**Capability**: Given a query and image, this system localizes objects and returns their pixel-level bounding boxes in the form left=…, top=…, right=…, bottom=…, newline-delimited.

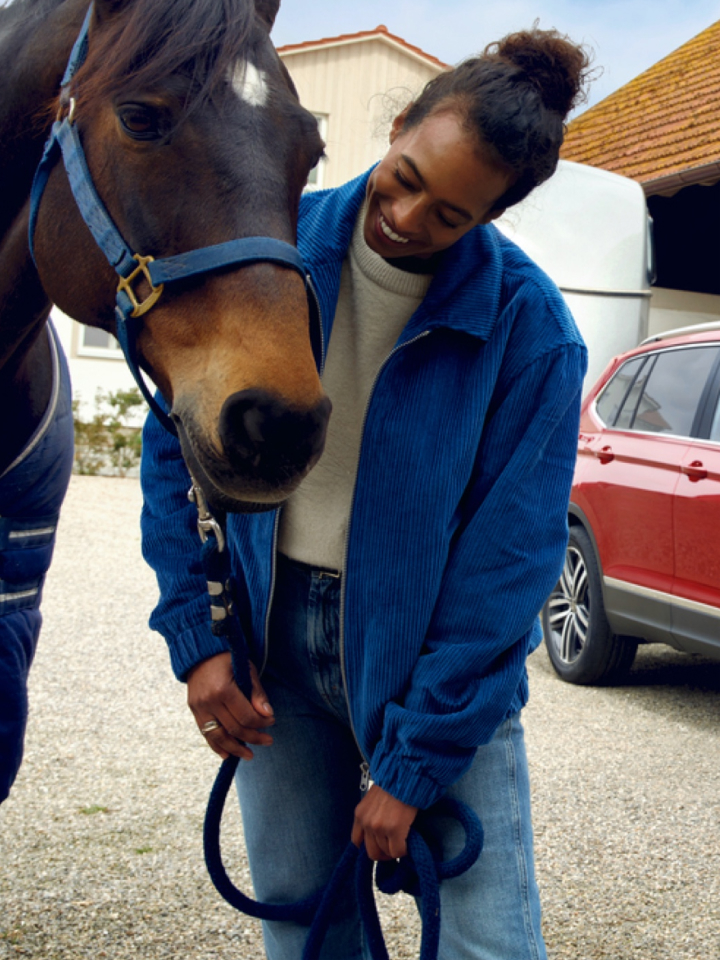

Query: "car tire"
left=542, top=525, right=638, bottom=685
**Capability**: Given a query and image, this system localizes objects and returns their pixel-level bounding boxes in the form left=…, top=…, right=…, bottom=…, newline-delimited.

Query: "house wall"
left=281, top=38, right=443, bottom=189
left=648, top=287, right=720, bottom=338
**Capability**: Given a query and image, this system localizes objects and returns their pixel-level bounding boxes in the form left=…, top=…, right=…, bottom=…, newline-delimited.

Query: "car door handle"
left=594, top=445, right=615, bottom=464
left=681, top=460, right=708, bottom=481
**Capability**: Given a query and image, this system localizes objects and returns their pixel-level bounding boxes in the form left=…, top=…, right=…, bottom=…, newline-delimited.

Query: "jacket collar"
left=299, top=169, right=506, bottom=343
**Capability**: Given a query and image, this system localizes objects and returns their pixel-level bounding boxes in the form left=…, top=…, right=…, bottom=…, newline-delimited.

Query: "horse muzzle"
left=219, top=388, right=331, bottom=477
left=175, top=389, right=331, bottom=511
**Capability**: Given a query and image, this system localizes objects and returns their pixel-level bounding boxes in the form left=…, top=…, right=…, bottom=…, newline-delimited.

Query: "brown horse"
left=0, top=0, right=330, bottom=512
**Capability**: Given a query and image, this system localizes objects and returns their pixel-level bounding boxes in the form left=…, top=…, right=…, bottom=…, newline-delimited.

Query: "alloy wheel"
left=545, top=546, right=589, bottom=664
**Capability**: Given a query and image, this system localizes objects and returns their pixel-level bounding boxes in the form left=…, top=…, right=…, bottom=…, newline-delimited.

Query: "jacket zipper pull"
left=359, top=762, right=371, bottom=793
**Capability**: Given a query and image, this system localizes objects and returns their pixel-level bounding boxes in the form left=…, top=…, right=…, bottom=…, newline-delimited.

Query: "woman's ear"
left=389, top=106, right=411, bottom=144
left=481, top=207, right=507, bottom=225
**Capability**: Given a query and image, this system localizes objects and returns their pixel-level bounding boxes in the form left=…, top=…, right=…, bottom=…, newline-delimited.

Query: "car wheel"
left=542, top=525, right=638, bottom=685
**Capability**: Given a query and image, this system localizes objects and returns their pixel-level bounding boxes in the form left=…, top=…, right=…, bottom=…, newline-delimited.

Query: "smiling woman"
left=142, top=24, right=592, bottom=960
left=364, top=112, right=514, bottom=259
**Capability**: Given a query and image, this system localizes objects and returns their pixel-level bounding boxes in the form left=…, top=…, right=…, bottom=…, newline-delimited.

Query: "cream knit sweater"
left=278, top=208, right=432, bottom=570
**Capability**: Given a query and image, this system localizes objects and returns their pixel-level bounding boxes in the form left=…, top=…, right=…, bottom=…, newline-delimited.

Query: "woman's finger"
left=249, top=662, right=274, bottom=719
left=196, top=716, right=255, bottom=761
left=214, top=702, right=274, bottom=747
left=361, top=829, right=394, bottom=862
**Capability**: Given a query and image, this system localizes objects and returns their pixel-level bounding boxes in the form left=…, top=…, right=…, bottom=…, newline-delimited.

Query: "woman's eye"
left=118, top=106, right=161, bottom=140
left=395, top=168, right=413, bottom=189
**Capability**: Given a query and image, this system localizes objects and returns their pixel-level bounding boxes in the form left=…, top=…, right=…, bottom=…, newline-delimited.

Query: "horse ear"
left=254, top=0, right=281, bottom=32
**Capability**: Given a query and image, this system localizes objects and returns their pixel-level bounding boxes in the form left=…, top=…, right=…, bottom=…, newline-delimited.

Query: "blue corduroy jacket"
left=140, top=169, right=587, bottom=810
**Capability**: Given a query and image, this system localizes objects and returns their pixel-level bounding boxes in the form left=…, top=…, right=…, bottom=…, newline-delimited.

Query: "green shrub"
left=73, top=388, right=145, bottom=477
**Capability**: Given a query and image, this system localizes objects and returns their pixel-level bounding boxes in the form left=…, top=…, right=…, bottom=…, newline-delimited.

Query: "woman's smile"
left=378, top=213, right=410, bottom=245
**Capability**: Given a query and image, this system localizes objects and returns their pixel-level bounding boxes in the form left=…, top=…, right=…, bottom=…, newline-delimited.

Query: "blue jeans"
left=235, top=555, right=547, bottom=960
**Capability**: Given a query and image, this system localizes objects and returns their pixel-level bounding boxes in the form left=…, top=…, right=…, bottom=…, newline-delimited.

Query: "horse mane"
left=73, top=0, right=256, bottom=112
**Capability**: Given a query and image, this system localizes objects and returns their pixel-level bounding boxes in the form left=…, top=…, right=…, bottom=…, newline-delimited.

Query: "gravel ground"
left=1, top=474, right=719, bottom=959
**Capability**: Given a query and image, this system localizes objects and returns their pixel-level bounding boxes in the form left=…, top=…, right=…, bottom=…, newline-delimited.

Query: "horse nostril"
left=219, top=389, right=330, bottom=478
left=239, top=405, right=272, bottom=467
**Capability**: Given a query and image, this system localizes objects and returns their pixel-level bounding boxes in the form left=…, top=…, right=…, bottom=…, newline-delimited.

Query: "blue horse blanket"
left=0, top=323, right=73, bottom=802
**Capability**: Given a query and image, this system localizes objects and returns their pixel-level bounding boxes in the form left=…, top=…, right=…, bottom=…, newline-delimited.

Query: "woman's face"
left=364, top=110, right=514, bottom=260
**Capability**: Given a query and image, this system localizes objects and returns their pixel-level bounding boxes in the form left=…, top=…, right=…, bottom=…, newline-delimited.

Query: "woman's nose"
left=392, top=196, right=425, bottom=235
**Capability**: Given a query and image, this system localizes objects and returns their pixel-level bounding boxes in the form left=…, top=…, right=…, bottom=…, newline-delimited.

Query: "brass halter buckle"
left=116, top=254, right=165, bottom=318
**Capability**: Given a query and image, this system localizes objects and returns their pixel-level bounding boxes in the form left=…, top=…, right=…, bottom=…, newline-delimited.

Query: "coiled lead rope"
left=203, top=754, right=484, bottom=960
left=190, top=481, right=484, bottom=959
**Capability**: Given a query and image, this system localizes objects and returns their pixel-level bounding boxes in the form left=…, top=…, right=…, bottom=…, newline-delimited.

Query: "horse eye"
left=117, top=105, right=161, bottom=140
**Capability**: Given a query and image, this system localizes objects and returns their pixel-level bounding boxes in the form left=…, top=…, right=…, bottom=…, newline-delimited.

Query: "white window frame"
left=304, top=113, right=328, bottom=192
left=76, top=324, right=125, bottom=360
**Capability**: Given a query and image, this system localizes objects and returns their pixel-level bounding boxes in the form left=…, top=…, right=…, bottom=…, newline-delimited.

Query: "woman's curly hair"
left=401, top=26, right=594, bottom=210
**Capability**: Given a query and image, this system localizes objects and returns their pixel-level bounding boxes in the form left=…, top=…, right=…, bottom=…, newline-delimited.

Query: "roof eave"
left=643, top=159, right=720, bottom=197
left=278, top=31, right=449, bottom=72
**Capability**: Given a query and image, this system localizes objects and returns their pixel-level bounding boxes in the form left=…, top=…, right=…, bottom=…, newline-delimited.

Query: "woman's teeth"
left=380, top=215, right=409, bottom=244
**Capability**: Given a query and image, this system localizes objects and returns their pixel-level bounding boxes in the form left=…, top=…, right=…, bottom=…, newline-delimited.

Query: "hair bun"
left=486, top=27, right=591, bottom=118
left=400, top=24, right=592, bottom=209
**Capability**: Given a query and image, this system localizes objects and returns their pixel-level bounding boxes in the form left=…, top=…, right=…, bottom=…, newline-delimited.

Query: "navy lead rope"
left=191, top=484, right=485, bottom=960
left=204, top=754, right=484, bottom=960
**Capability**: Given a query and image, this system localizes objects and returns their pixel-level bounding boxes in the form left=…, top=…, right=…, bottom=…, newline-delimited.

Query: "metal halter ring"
left=200, top=719, right=222, bottom=735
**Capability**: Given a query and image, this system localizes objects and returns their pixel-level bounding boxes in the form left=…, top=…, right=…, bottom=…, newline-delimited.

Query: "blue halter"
left=28, top=4, right=318, bottom=437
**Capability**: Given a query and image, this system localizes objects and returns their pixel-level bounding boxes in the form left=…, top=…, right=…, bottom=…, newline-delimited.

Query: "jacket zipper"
left=260, top=511, right=281, bottom=678
left=340, top=330, right=431, bottom=790
left=261, top=273, right=326, bottom=678
left=307, top=273, right=327, bottom=376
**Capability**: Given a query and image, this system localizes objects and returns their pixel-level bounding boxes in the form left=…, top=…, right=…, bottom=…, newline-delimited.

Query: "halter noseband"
left=28, top=4, right=319, bottom=437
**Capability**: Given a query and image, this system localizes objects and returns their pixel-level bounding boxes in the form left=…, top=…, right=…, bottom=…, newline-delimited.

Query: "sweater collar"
left=350, top=202, right=433, bottom=300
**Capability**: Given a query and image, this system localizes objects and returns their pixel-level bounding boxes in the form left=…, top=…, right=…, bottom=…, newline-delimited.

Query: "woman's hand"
left=352, top=784, right=418, bottom=861
left=186, top=652, right=274, bottom=760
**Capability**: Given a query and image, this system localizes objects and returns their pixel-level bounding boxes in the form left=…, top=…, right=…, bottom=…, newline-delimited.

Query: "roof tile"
left=562, top=20, right=720, bottom=187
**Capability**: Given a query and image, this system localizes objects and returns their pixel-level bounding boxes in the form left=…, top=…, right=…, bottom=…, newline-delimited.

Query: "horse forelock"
left=72, top=0, right=258, bottom=113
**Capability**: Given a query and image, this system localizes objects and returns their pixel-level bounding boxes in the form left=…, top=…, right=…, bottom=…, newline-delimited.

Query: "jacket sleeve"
left=140, top=409, right=230, bottom=681
left=369, top=341, right=586, bottom=809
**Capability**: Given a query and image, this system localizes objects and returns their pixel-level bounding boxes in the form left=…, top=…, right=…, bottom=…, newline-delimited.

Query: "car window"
left=595, top=356, right=647, bottom=426
left=631, top=346, right=718, bottom=436
left=615, top=358, right=655, bottom=430
left=709, top=396, right=720, bottom=441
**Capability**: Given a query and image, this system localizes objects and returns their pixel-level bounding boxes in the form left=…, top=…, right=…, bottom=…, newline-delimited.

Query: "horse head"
left=31, top=0, right=330, bottom=512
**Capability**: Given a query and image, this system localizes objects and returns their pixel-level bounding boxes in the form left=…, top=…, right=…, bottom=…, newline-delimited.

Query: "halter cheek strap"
left=28, top=2, right=320, bottom=437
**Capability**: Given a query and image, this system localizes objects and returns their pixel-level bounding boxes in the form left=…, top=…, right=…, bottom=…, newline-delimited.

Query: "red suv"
left=542, top=325, right=720, bottom=684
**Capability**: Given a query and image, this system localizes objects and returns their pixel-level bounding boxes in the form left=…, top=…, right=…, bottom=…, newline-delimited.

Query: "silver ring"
left=200, top=719, right=222, bottom=735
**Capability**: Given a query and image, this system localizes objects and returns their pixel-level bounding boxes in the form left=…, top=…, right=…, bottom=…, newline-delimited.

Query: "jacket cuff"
left=164, top=622, right=231, bottom=682
left=369, top=745, right=454, bottom=810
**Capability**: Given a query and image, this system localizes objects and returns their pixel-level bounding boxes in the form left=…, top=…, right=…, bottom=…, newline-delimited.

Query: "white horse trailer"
left=496, top=159, right=653, bottom=392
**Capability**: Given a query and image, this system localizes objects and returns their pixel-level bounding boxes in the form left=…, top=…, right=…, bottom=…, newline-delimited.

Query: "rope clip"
left=188, top=482, right=226, bottom=552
